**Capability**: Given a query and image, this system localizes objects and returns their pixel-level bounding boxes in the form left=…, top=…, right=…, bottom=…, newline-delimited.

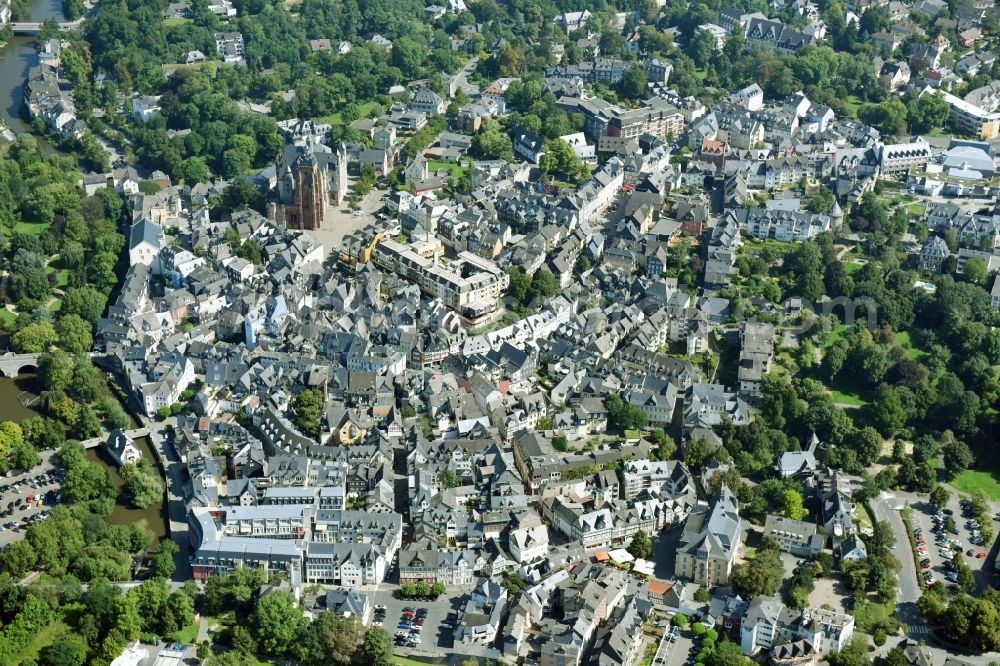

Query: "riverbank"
left=0, top=373, right=172, bottom=545
left=0, top=0, right=63, bottom=137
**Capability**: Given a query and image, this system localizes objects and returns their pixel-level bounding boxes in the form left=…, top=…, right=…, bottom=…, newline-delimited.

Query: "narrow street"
left=869, top=492, right=922, bottom=636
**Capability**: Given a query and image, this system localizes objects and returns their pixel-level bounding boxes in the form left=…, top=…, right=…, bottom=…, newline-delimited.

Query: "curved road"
left=870, top=493, right=922, bottom=634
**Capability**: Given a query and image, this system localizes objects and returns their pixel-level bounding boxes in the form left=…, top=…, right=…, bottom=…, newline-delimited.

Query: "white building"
left=508, top=525, right=549, bottom=564
left=129, top=219, right=164, bottom=267
left=104, top=430, right=143, bottom=467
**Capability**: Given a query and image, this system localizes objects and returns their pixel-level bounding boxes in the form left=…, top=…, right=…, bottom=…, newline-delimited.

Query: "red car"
left=977, top=552, right=987, bottom=559
left=921, top=561, right=931, bottom=569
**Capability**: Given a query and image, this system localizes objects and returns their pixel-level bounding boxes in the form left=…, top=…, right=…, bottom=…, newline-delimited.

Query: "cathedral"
left=270, top=138, right=348, bottom=231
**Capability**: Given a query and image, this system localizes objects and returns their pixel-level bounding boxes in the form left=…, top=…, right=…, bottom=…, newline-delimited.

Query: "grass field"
left=393, top=657, right=440, bottom=666
left=172, top=618, right=200, bottom=644
left=14, top=220, right=48, bottom=236
left=15, top=620, right=68, bottom=665
left=895, top=331, right=927, bottom=361
left=428, top=159, right=466, bottom=178
left=821, top=323, right=852, bottom=350
left=829, top=387, right=868, bottom=406
left=951, top=469, right=1000, bottom=500
left=314, top=101, right=379, bottom=127
left=842, top=95, right=864, bottom=118
left=842, top=262, right=863, bottom=275
left=163, top=17, right=192, bottom=26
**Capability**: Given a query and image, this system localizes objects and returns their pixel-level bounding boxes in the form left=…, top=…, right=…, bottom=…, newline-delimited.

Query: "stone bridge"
left=0, top=353, right=40, bottom=378
left=9, top=19, right=84, bottom=35
left=80, top=426, right=152, bottom=450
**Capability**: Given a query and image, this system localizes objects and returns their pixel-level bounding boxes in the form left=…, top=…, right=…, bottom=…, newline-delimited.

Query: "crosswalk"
left=910, top=624, right=931, bottom=638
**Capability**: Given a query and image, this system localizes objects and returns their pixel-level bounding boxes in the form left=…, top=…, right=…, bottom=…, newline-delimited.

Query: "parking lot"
left=366, top=587, right=466, bottom=656
left=908, top=494, right=999, bottom=593
left=0, top=450, right=64, bottom=547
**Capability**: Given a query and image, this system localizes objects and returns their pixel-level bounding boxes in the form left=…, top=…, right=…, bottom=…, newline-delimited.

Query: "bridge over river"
left=9, top=18, right=84, bottom=35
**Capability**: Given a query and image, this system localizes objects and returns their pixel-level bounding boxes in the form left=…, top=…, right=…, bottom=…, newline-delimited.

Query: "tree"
left=178, top=157, right=211, bottom=184
left=672, top=614, right=688, bottom=627
left=313, top=612, right=364, bottom=665
left=39, top=350, right=74, bottom=393
left=963, top=257, right=987, bottom=285
left=290, top=389, right=324, bottom=439
left=783, top=489, right=806, bottom=520
left=730, top=546, right=784, bottom=597
left=859, top=98, right=908, bottom=136
left=847, top=426, right=883, bottom=467
left=415, top=581, right=431, bottom=598
left=61, top=286, right=107, bottom=325
left=539, top=138, right=588, bottom=184
left=252, top=591, right=307, bottom=657
left=929, top=485, right=950, bottom=509
left=12, top=322, right=57, bottom=353
left=230, top=625, right=256, bottom=654
left=120, top=462, right=164, bottom=509
left=618, top=67, right=648, bottom=100
left=871, top=385, right=908, bottom=437
left=629, top=530, right=653, bottom=559
left=942, top=437, right=974, bottom=477
left=649, top=429, right=676, bottom=460
left=683, top=437, right=715, bottom=470
left=827, top=636, right=872, bottom=666
left=439, top=469, right=459, bottom=488
left=40, top=633, right=87, bottom=666
left=153, top=541, right=178, bottom=580
left=0, top=539, right=38, bottom=577
left=907, top=91, right=950, bottom=134
left=469, top=120, right=513, bottom=161
left=943, top=595, right=1000, bottom=652
left=529, top=270, right=559, bottom=300
left=57, top=314, right=93, bottom=353
left=361, top=628, right=393, bottom=666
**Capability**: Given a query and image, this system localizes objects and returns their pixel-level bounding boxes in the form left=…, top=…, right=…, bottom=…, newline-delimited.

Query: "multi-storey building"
left=674, top=485, right=742, bottom=587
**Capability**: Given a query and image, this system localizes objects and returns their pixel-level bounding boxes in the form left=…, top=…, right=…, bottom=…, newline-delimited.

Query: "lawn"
left=14, top=220, right=48, bottom=236
left=829, top=387, right=868, bottom=406
left=14, top=620, right=68, bottom=665
left=393, top=658, right=438, bottom=666
left=842, top=262, right=863, bottom=275
left=428, top=159, right=466, bottom=178
left=894, top=331, right=928, bottom=361
left=314, top=101, right=379, bottom=127
left=821, top=323, right=852, bottom=350
left=0, top=309, right=16, bottom=327
left=53, top=268, right=70, bottom=288
left=163, top=17, right=192, bottom=26
left=842, top=95, right=864, bottom=118
left=951, top=469, right=1000, bottom=500
left=172, top=618, right=200, bottom=644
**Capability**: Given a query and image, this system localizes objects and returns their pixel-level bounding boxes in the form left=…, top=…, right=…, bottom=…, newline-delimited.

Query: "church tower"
left=293, top=153, right=325, bottom=230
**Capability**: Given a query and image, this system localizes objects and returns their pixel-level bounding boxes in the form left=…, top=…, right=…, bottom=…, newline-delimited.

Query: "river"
left=0, top=0, right=64, bottom=135
left=0, top=375, right=169, bottom=544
